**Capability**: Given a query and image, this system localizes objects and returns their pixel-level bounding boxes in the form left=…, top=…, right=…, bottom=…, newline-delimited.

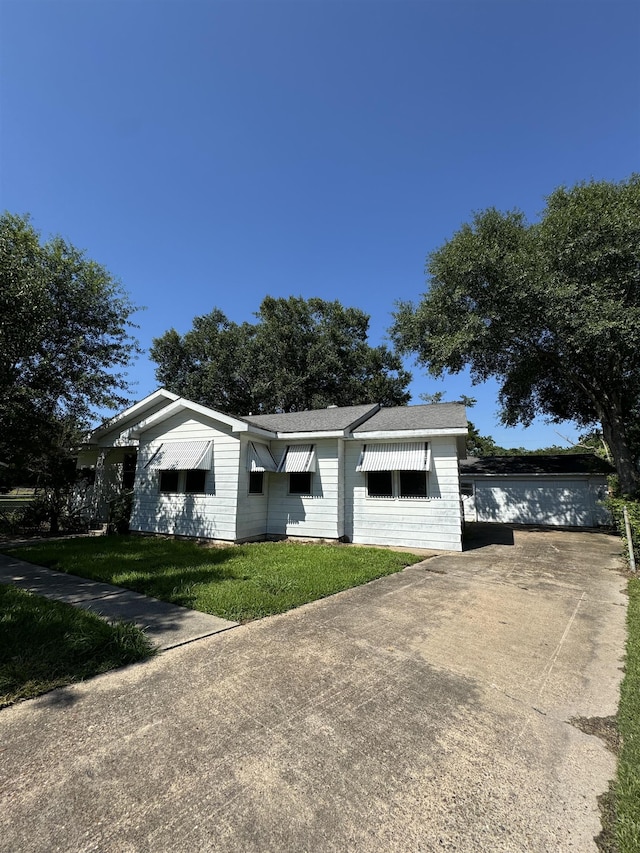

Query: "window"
left=289, top=472, right=312, bottom=495
left=360, top=442, right=430, bottom=500
left=366, top=471, right=430, bottom=499
left=185, top=469, right=207, bottom=493
left=123, top=453, right=137, bottom=490
left=159, top=470, right=209, bottom=494
left=460, top=481, right=474, bottom=497
left=399, top=471, right=427, bottom=498
left=367, top=472, right=393, bottom=497
left=160, top=470, right=180, bottom=493
left=249, top=471, right=264, bottom=494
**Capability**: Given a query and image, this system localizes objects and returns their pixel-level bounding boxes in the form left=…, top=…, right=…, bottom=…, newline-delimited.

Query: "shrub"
left=606, top=497, right=640, bottom=569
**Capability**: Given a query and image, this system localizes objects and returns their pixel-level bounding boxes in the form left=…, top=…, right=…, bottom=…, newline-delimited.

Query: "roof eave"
left=90, top=389, right=180, bottom=441
left=352, top=427, right=468, bottom=440
left=274, top=430, right=348, bottom=440
left=129, top=398, right=256, bottom=438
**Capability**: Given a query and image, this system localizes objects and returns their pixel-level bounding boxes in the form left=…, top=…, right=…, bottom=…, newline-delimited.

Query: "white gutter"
left=353, top=427, right=468, bottom=440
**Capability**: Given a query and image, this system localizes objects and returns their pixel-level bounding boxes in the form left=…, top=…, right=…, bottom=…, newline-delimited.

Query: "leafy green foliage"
left=392, top=176, right=640, bottom=494
left=1, top=214, right=139, bottom=455
left=8, top=536, right=421, bottom=623
left=152, top=296, right=411, bottom=413
left=606, top=497, right=640, bottom=569
left=0, top=213, right=139, bottom=526
left=0, top=586, right=155, bottom=708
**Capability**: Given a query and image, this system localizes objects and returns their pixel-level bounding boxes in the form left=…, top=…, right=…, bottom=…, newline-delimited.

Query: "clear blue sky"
left=1, top=0, right=638, bottom=448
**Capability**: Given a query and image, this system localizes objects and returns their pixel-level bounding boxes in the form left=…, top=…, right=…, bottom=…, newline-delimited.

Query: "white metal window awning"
left=277, top=444, right=316, bottom=473
left=247, top=442, right=277, bottom=472
left=356, top=442, right=430, bottom=472
left=145, top=440, right=213, bottom=471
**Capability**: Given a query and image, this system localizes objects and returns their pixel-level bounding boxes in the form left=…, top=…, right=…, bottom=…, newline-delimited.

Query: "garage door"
left=474, top=479, right=593, bottom=526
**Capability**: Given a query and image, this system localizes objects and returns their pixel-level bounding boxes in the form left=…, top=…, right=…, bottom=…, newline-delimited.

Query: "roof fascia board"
left=463, top=472, right=598, bottom=479
left=352, top=427, right=468, bottom=440
left=274, top=430, right=346, bottom=440
left=129, top=398, right=254, bottom=438
left=241, top=425, right=277, bottom=438
left=91, top=389, right=179, bottom=440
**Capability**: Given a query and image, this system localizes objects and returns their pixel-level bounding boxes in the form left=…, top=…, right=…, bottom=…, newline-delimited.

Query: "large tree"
left=0, top=213, right=139, bottom=481
left=151, top=296, right=411, bottom=414
left=391, top=176, right=640, bottom=495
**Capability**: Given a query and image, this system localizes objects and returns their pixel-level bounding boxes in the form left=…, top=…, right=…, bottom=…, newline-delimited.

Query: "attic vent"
left=327, top=404, right=338, bottom=409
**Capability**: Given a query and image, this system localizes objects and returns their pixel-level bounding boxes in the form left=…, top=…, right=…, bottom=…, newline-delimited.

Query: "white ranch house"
left=78, top=390, right=469, bottom=551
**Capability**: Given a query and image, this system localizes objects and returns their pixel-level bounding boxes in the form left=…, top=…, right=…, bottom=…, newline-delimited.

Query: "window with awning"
left=247, top=442, right=277, bottom=472
left=277, top=445, right=316, bottom=473
left=356, top=442, right=430, bottom=472
left=145, top=440, right=213, bottom=471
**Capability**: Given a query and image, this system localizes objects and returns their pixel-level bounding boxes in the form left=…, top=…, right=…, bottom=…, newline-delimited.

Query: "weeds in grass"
left=0, top=585, right=156, bottom=708
left=614, top=577, right=640, bottom=853
left=5, top=536, right=421, bottom=622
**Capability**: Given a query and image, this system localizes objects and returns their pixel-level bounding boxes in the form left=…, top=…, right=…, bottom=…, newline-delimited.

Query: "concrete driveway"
left=0, top=526, right=627, bottom=852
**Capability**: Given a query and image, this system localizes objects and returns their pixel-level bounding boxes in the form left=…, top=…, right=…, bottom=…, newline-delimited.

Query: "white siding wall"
left=130, top=412, right=240, bottom=541
left=266, top=438, right=340, bottom=539
left=344, top=436, right=463, bottom=551
left=236, top=438, right=270, bottom=541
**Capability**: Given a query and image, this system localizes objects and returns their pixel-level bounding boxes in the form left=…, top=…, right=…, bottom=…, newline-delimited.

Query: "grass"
left=5, top=536, right=421, bottom=623
left=614, top=576, right=640, bottom=853
left=0, top=585, right=156, bottom=709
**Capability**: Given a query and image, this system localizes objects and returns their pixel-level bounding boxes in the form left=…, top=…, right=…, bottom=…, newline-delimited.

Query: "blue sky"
left=1, top=0, right=638, bottom=447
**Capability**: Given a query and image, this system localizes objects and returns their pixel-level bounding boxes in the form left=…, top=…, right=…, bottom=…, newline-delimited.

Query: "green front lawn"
left=5, top=536, right=421, bottom=623
left=615, top=576, right=640, bottom=853
left=0, top=585, right=156, bottom=708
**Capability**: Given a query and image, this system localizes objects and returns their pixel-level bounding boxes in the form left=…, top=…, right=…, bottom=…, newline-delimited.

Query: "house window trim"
left=248, top=471, right=265, bottom=495
left=158, top=470, right=211, bottom=495
left=366, top=470, right=430, bottom=500
left=288, top=471, right=313, bottom=496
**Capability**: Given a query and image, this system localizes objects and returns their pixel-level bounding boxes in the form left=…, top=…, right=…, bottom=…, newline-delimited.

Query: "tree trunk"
left=601, top=409, right=639, bottom=496
left=48, top=508, right=60, bottom=536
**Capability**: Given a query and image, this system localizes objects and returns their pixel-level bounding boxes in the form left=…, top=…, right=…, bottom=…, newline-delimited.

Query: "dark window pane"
left=289, top=472, right=312, bottom=495
left=185, top=469, right=207, bottom=493
left=249, top=472, right=264, bottom=494
left=160, top=470, right=179, bottom=493
left=367, top=471, right=393, bottom=497
left=399, top=471, right=427, bottom=497
left=123, top=453, right=137, bottom=489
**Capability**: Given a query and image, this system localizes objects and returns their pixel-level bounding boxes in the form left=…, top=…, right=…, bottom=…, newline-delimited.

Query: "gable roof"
left=352, top=402, right=468, bottom=433
left=88, top=392, right=470, bottom=446
left=460, top=453, right=614, bottom=477
left=90, top=389, right=179, bottom=441
left=128, top=397, right=273, bottom=438
left=241, top=404, right=381, bottom=434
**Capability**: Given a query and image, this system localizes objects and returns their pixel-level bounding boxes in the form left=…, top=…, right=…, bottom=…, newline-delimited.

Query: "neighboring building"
left=459, top=454, right=613, bottom=528
left=79, top=390, right=468, bottom=551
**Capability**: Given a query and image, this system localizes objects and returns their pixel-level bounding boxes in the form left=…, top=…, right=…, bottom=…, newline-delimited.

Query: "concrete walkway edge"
left=0, top=552, right=238, bottom=649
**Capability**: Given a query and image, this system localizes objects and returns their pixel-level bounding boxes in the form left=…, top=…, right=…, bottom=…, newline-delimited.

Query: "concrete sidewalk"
left=0, top=552, right=237, bottom=649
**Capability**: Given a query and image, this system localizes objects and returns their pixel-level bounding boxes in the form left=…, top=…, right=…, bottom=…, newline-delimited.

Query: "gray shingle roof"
left=459, top=454, right=614, bottom=476
left=241, top=404, right=380, bottom=433
left=352, top=402, right=467, bottom=432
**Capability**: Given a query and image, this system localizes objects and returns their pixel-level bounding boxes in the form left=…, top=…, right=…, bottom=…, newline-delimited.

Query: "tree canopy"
left=151, top=296, right=411, bottom=414
left=0, top=213, right=139, bottom=476
left=391, top=176, right=640, bottom=494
